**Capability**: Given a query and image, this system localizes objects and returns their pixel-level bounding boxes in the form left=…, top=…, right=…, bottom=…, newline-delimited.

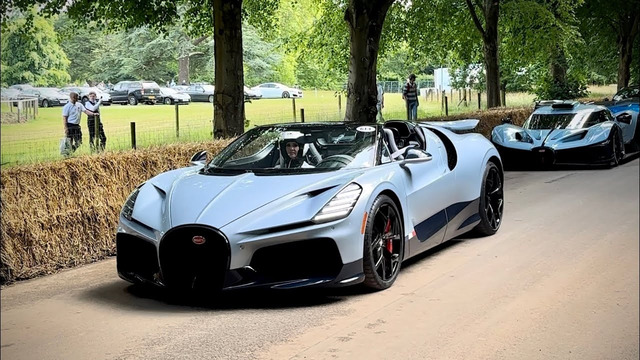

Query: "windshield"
left=202, top=85, right=215, bottom=92
left=524, top=112, right=588, bottom=130
left=205, top=124, right=378, bottom=175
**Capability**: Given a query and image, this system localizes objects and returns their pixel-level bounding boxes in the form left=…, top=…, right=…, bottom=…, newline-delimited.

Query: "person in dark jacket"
left=402, top=74, right=419, bottom=121
left=84, top=91, right=106, bottom=152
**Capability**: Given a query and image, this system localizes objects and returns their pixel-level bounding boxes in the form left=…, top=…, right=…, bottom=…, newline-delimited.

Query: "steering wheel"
left=316, top=155, right=355, bottom=169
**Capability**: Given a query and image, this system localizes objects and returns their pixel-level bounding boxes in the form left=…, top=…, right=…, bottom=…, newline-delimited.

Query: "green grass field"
left=0, top=86, right=618, bottom=167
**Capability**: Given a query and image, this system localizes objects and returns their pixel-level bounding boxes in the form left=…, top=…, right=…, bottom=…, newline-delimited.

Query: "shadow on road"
left=81, top=279, right=361, bottom=312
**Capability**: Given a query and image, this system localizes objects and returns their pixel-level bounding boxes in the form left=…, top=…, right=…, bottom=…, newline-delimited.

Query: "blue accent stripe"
left=446, top=200, right=472, bottom=219
left=415, top=209, right=447, bottom=242
left=458, top=213, right=481, bottom=230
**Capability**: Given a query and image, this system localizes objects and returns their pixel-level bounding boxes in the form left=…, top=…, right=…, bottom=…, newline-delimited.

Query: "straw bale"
left=421, top=106, right=533, bottom=138
left=1, top=140, right=231, bottom=284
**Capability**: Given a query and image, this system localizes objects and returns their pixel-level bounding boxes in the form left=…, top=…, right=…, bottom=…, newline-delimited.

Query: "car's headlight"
left=312, top=183, right=362, bottom=223
left=121, top=183, right=144, bottom=221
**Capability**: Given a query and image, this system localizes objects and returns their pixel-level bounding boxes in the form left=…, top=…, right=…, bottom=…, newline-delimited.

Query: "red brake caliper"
left=384, top=219, right=393, bottom=252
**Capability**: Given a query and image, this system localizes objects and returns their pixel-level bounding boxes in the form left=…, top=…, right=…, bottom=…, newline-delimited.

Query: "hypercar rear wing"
left=422, top=119, right=480, bottom=132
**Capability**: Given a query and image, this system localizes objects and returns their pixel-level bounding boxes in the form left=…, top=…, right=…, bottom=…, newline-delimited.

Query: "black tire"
left=610, top=129, right=624, bottom=167
left=41, top=99, right=49, bottom=108
left=128, top=95, right=138, bottom=105
left=282, top=91, right=290, bottom=98
left=164, top=97, right=172, bottom=105
left=474, top=162, right=504, bottom=236
left=363, top=195, right=404, bottom=290
left=208, top=95, right=214, bottom=103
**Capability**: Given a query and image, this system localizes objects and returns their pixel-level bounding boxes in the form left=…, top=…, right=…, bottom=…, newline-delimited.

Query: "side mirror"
left=501, top=117, right=513, bottom=124
left=190, top=150, right=208, bottom=166
left=400, top=148, right=432, bottom=169
left=616, top=113, right=632, bottom=124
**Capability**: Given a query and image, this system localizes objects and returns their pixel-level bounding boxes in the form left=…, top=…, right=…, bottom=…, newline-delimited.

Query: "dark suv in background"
left=110, top=81, right=161, bottom=105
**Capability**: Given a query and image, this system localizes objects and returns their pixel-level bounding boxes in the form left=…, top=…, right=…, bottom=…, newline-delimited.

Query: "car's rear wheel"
left=282, top=91, right=290, bottom=98
left=208, top=95, right=214, bottom=103
left=363, top=195, right=404, bottom=290
left=128, top=95, right=138, bottom=105
left=41, top=99, right=49, bottom=108
left=474, top=161, right=503, bottom=236
left=164, top=97, right=172, bottom=105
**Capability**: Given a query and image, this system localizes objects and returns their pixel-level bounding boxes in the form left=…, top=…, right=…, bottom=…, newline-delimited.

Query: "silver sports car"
left=117, top=121, right=504, bottom=293
left=492, top=101, right=639, bottom=167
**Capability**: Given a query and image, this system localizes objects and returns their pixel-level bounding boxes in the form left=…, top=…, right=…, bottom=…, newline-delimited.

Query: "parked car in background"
left=20, top=87, right=68, bottom=107
left=244, top=86, right=262, bottom=101
left=60, top=86, right=112, bottom=106
left=183, top=84, right=215, bottom=102
left=492, top=101, right=639, bottom=167
left=159, top=87, right=191, bottom=105
left=251, top=83, right=303, bottom=99
left=9, top=84, right=34, bottom=91
left=612, top=85, right=639, bottom=102
left=109, top=80, right=161, bottom=105
left=1, top=88, right=22, bottom=99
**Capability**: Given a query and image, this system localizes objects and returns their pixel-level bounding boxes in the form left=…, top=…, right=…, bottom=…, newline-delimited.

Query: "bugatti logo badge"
left=192, top=236, right=206, bottom=245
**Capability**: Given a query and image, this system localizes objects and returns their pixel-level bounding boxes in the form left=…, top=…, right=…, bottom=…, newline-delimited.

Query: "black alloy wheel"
left=41, top=99, right=49, bottom=108
left=282, top=91, right=290, bottom=98
left=363, top=195, right=404, bottom=290
left=610, top=130, right=624, bottom=167
left=474, top=162, right=504, bottom=236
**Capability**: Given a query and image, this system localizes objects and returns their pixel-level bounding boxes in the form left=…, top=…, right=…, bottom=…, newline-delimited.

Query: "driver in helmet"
left=279, top=131, right=306, bottom=168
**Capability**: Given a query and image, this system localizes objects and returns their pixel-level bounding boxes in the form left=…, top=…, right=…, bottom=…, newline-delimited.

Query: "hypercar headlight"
left=121, top=183, right=144, bottom=221
left=312, top=183, right=362, bottom=223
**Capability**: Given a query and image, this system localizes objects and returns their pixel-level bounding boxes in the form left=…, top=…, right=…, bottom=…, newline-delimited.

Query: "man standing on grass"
left=84, top=91, right=106, bottom=152
left=402, top=74, right=419, bottom=121
left=62, top=92, right=97, bottom=155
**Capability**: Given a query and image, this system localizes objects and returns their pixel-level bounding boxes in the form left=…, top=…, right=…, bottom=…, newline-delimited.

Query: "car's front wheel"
left=164, top=97, right=172, bottom=105
left=363, top=195, right=404, bottom=290
left=41, top=99, right=49, bottom=108
left=610, top=129, right=624, bottom=167
left=128, top=95, right=138, bottom=105
left=282, top=91, right=290, bottom=98
left=474, top=161, right=503, bottom=236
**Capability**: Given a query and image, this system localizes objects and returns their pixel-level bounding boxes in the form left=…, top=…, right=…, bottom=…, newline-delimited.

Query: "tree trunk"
left=344, top=0, right=394, bottom=124
left=178, top=56, right=190, bottom=85
left=465, top=0, right=501, bottom=108
left=213, top=0, right=245, bottom=138
left=550, top=46, right=568, bottom=86
left=616, top=14, right=639, bottom=90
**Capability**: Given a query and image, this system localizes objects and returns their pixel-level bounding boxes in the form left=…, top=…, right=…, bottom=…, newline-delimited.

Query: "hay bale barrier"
left=422, top=106, right=532, bottom=138
left=0, top=140, right=231, bottom=284
left=0, top=107, right=535, bottom=285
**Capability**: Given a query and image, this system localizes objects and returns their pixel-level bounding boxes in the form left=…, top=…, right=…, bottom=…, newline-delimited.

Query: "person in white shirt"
left=61, top=92, right=97, bottom=154
left=84, top=91, right=106, bottom=152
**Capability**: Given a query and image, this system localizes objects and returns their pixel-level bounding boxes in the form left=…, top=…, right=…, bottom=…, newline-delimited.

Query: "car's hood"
left=132, top=167, right=362, bottom=232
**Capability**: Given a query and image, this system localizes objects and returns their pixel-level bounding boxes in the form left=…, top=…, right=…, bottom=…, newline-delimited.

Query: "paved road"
left=2, top=159, right=638, bottom=360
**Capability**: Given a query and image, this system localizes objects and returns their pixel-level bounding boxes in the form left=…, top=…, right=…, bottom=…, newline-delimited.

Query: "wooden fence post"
left=175, top=103, right=180, bottom=138
left=300, top=108, right=305, bottom=123
left=338, top=94, right=342, bottom=113
left=292, top=98, right=297, bottom=122
left=130, top=122, right=137, bottom=149
left=478, top=92, right=481, bottom=110
left=445, top=96, right=449, bottom=116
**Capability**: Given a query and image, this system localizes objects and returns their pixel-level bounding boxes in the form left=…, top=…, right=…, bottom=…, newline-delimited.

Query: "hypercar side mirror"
left=400, top=148, right=432, bottom=167
left=190, top=150, right=208, bottom=166
left=616, top=113, right=632, bottom=124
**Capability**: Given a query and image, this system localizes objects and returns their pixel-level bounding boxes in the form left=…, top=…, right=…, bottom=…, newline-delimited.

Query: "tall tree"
left=465, top=0, right=501, bottom=108
left=1, top=11, right=70, bottom=87
left=578, top=0, right=640, bottom=89
left=344, top=0, right=396, bottom=123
